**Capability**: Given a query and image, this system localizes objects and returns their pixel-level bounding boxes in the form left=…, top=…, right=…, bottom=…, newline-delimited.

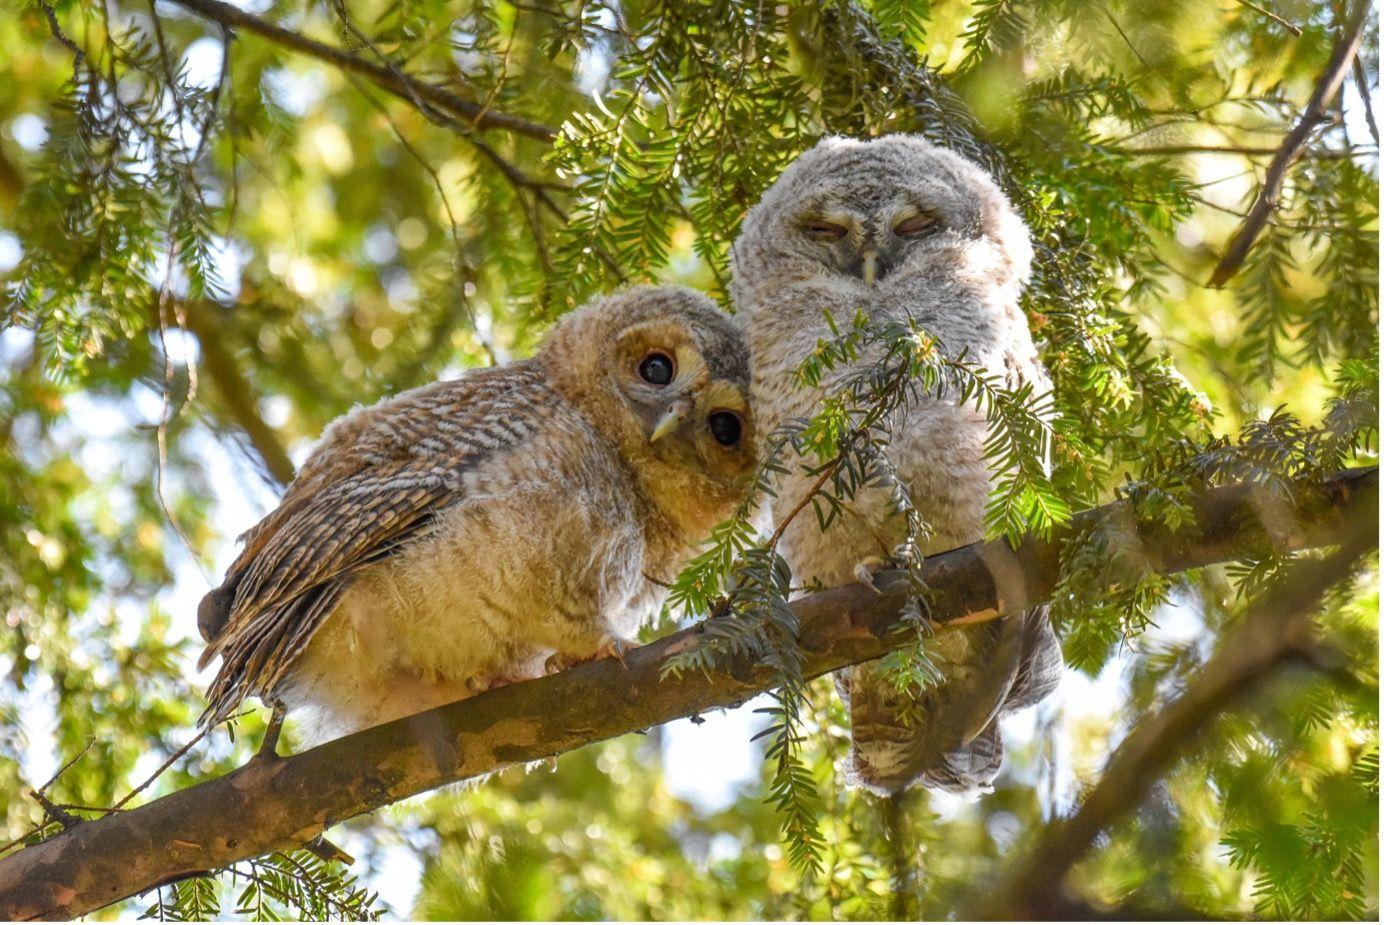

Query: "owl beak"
left=860, top=248, right=880, bottom=286
left=648, top=396, right=693, bottom=443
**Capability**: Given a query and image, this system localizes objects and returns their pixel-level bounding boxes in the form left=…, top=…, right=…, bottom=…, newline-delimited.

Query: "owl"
left=732, top=134, right=1063, bottom=794
left=197, top=285, right=757, bottom=743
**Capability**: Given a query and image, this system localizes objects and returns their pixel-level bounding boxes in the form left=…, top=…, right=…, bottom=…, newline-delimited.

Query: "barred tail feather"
left=840, top=605, right=1062, bottom=795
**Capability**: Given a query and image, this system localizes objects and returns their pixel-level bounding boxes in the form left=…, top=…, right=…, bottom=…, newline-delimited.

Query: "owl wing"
left=197, top=361, right=554, bottom=725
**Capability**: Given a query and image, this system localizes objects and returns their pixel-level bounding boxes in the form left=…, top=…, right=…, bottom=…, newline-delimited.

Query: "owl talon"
left=256, top=704, right=286, bottom=760
left=602, top=637, right=632, bottom=666
left=854, top=558, right=888, bottom=595
left=545, top=636, right=635, bottom=674
left=466, top=670, right=531, bottom=694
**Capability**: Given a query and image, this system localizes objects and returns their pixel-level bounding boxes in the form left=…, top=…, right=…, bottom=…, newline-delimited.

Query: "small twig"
left=53, top=804, right=125, bottom=814
left=38, top=0, right=85, bottom=60
left=764, top=352, right=921, bottom=556
left=0, top=822, right=56, bottom=858
left=1100, top=6, right=1148, bottom=68
left=642, top=571, right=675, bottom=589
left=1208, top=0, right=1373, bottom=287
left=765, top=451, right=850, bottom=554
left=109, top=724, right=213, bottom=813
left=153, top=240, right=210, bottom=580
left=466, top=2, right=520, bottom=132
left=28, top=791, right=81, bottom=831
left=1233, top=0, right=1304, bottom=35
left=35, top=738, right=95, bottom=796
left=339, top=71, right=496, bottom=363
left=1351, top=54, right=1378, bottom=144
left=166, top=0, right=557, bottom=141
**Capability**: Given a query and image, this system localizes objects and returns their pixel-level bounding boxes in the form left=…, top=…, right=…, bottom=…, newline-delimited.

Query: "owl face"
left=609, top=317, right=755, bottom=482
left=544, top=286, right=757, bottom=491
left=791, top=189, right=949, bottom=285
left=732, top=134, right=1031, bottom=297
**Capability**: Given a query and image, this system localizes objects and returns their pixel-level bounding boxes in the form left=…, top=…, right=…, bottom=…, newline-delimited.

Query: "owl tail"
left=838, top=605, right=1062, bottom=796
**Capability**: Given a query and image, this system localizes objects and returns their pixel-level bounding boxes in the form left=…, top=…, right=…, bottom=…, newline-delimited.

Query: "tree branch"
left=164, top=0, right=558, bottom=142
left=975, top=484, right=1378, bottom=920
left=1233, top=0, right=1303, bottom=36
left=0, top=467, right=1374, bottom=920
left=1351, top=53, right=1378, bottom=144
left=1116, top=143, right=1372, bottom=158
left=1207, top=0, right=1373, bottom=287
left=178, top=300, right=296, bottom=488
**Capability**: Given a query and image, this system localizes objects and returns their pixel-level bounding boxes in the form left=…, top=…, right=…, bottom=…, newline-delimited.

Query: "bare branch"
left=1208, top=0, right=1373, bottom=287
left=1352, top=54, right=1379, bottom=144
left=164, top=0, right=558, bottom=142
left=1233, top=0, right=1304, bottom=36
left=38, top=0, right=86, bottom=61
left=0, top=467, right=1374, bottom=920
left=1115, top=143, right=1372, bottom=158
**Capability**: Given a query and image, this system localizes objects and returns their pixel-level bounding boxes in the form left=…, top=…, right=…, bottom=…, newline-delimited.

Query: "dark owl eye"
left=893, top=213, right=939, bottom=237
left=708, top=411, right=743, bottom=447
left=638, top=352, right=675, bottom=386
left=804, top=221, right=848, bottom=241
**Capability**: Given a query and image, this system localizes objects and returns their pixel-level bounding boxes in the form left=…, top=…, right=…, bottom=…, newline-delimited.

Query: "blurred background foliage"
left=0, top=0, right=1377, bottom=919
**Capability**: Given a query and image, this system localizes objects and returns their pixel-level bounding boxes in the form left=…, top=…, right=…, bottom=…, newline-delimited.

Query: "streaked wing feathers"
left=198, top=362, right=550, bottom=725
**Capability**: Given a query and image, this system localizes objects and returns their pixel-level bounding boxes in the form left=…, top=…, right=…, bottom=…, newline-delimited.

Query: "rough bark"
left=0, top=467, right=1374, bottom=920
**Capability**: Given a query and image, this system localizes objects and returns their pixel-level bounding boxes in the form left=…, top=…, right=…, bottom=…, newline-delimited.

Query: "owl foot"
left=465, top=670, right=534, bottom=695
left=255, top=703, right=286, bottom=761
left=545, top=636, right=635, bottom=674
left=853, top=557, right=890, bottom=595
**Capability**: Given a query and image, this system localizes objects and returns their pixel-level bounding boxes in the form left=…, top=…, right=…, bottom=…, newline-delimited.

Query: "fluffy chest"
left=744, top=281, right=1014, bottom=571
left=300, top=418, right=659, bottom=685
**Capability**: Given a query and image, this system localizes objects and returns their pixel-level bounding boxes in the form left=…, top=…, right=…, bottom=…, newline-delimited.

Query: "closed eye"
left=803, top=220, right=848, bottom=241
left=893, top=213, right=940, bottom=237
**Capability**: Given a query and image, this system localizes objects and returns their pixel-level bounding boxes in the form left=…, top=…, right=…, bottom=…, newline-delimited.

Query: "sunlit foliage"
left=0, top=0, right=1376, bottom=919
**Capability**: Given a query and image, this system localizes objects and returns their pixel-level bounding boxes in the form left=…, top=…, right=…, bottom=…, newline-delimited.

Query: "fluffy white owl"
left=732, top=134, right=1063, bottom=794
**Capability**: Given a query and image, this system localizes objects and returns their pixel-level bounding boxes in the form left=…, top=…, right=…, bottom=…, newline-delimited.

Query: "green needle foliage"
left=0, top=0, right=1377, bottom=919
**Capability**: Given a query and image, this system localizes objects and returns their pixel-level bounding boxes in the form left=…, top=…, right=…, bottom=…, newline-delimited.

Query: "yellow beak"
left=861, top=249, right=879, bottom=286
left=649, top=397, right=693, bottom=443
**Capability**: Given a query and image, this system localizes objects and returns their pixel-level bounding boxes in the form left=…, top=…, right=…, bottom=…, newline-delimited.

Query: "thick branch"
left=165, top=0, right=558, bottom=142
left=975, top=485, right=1378, bottom=919
left=0, top=468, right=1374, bottom=920
left=1208, top=0, right=1372, bottom=287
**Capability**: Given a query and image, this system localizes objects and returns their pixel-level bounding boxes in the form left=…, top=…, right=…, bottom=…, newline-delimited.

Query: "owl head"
left=731, top=134, right=1032, bottom=303
left=542, top=285, right=757, bottom=493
